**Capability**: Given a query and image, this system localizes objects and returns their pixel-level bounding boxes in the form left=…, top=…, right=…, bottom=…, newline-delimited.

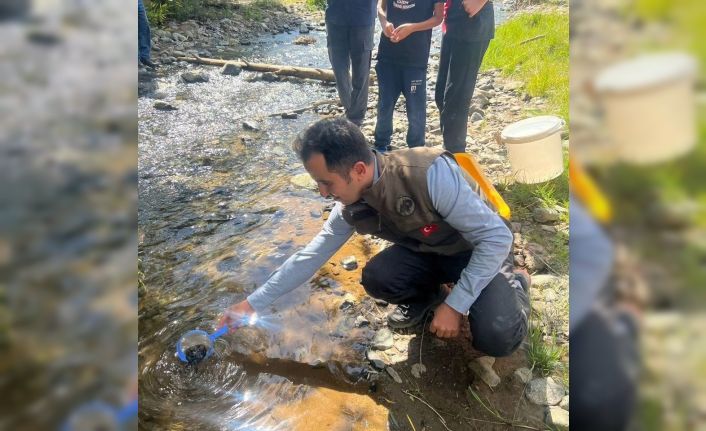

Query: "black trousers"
left=361, top=245, right=529, bottom=357
left=435, top=36, right=491, bottom=153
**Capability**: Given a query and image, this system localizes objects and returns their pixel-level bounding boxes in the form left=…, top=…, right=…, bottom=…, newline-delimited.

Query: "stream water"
left=138, top=4, right=508, bottom=429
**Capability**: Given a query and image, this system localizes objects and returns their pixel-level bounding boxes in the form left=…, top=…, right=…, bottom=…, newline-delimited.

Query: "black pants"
left=570, top=309, right=639, bottom=431
left=326, top=23, right=374, bottom=126
left=435, top=36, right=490, bottom=153
left=361, top=245, right=529, bottom=357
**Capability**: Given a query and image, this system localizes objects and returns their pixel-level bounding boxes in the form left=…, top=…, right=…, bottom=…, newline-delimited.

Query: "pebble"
left=410, top=363, right=427, bottom=378
left=366, top=350, right=387, bottom=370
left=386, top=366, right=403, bottom=384
left=526, top=377, right=565, bottom=406
left=341, top=255, right=358, bottom=270
left=372, top=328, right=394, bottom=350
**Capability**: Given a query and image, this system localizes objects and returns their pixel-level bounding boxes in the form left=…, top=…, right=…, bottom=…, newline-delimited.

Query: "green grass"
left=526, top=325, right=565, bottom=377
left=241, top=0, right=287, bottom=21
left=482, top=11, right=569, bottom=121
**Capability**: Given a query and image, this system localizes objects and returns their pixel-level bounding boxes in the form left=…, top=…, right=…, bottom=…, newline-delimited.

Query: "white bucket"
left=594, top=53, right=697, bottom=165
left=501, top=116, right=565, bottom=184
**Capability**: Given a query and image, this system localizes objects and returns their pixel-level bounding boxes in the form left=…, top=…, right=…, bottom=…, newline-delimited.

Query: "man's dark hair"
left=293, top=118, right=374, bottom=181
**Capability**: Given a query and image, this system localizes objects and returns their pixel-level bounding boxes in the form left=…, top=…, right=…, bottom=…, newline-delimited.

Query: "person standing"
left=435, top=0, right=494, bottom=153
left=138, top=0, right=156, bottom=69
left=373, top=0, right=444, bottom=152
left=325, top=0, right=378, bottom=126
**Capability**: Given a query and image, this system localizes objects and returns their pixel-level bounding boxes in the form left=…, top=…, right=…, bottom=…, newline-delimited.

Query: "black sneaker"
left=140, top=57, right=157, bottom=69
left=514, top=268, right=531, bottom=293
left=387, top=289, right=446, bottom=329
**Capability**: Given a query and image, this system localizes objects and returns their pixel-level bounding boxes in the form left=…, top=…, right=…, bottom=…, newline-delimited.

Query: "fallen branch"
left=267, top=98, right=340, bottom=118
left=177, top=56, right=338, bottom=81
left=402, top=390, right=453, bottom=431
left=519, top=34, right=546, bottom=45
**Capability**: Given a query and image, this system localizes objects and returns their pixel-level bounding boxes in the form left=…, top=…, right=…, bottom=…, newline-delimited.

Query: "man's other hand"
left=461, top=0, right=487, bottom=17
left=429, top=302, right=462, bottom=338
left=383, top=22, right=395, bottom=38
left=218, top=299, right=255, bottom=332
left=391, top=23, right=414, bottom=42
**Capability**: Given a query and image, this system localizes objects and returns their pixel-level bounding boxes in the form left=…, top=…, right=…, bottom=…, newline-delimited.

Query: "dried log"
left=177, top=56, right=338, bottom=82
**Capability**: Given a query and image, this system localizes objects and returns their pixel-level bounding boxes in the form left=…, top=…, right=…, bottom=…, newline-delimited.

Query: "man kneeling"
left=221, top=118, right=529, bottom=357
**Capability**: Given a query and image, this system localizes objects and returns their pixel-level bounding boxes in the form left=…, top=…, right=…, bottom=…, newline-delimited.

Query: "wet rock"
left=468, top=356, right=500, bottom=388
left=290, top=173, right=318, bottom=191
left=514, top=367, right=533, bottom=384
left=221, top=62, right=242, bottom=76
left=339, top=293, right=357, bottom=310
left=153, top=101, right=178, bottom=111
left=355, top=316, right=370, bottom=327
left=526, top=377, right=565, bottom=406
left=281, top=112, right=299, bottom=119
left=242, top=120, right=260, bottom=131
left=181, top=71, right=209, bottom=83
left=366, top=350, right=387, bottom=370
left=341, top=255, right=358, bottom=270
left=559, top=395, right=569, bottom=410
left=299, top=23, right=310, bottom=33
left=386, top=366, right=403, bottom=384
left=533, top=207, right=560, bottom=223
left=372, top=328, right=394, bottom=350
left=545, top=406, right=569, bottom=430
left=293, top=35, right=316, bottom=45
left=410, top=362, right=427, bottom=378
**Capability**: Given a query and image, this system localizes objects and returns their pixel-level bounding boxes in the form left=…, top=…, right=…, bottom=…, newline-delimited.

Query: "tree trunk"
left=176, top=56, right=338, bottom=82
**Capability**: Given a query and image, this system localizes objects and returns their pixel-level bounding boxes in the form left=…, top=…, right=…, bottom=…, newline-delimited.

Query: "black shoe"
left=387, top=290, right=446, bottom=329
left=140, top=57, right=157, bottom=69
left=513, top=269, right=531, bottom=293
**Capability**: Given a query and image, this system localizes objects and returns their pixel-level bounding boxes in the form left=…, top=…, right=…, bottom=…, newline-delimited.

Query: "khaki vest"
left=342, top=147, right=488, bottom=255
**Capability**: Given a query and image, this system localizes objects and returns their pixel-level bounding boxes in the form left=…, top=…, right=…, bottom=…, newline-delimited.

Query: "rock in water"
left=184, top=344, right=209, bottom=364
left=181, top=71, right=209, bottom=83
left=221, top=62, right=242, bottom=76
left=154, top=101, right=178, bottom=111
left=299, top=23, right=310, bottom=34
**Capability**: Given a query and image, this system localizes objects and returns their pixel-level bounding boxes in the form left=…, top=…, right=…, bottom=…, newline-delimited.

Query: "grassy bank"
left=146, top=0, right=291, bottom=26
left=482, top=10, right=569, bottom=121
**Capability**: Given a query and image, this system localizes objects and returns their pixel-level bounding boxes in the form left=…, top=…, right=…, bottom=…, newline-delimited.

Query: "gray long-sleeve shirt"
left=247, top=154, right=512, bottom=315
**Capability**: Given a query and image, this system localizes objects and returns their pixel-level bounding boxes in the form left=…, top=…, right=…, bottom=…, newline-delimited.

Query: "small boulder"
left=299, top=23, right=310, bottom=33
left=545, top=406, right=569, bottom=430
left=533, top=207, right=560, bottom=223
left=526, top=377, right=565, bottom=406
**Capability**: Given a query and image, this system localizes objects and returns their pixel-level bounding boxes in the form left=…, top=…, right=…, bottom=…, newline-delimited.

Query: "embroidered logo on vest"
left=396, top=196, right=415, bottom=216
left=420, top=224, right=439, bottom=237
